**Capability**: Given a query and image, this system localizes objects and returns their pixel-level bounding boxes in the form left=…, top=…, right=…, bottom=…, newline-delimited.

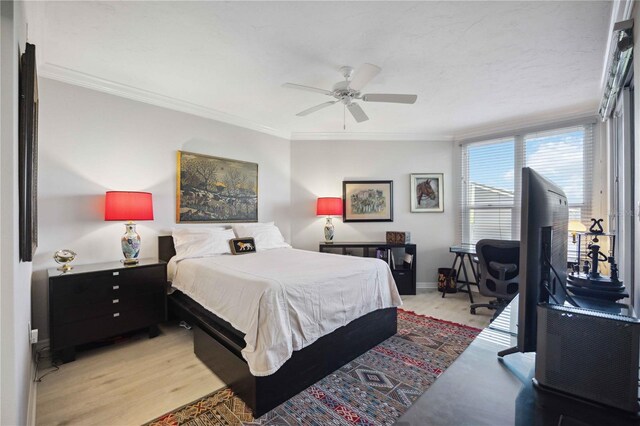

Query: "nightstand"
left=48, top=258, right=167, bottom=363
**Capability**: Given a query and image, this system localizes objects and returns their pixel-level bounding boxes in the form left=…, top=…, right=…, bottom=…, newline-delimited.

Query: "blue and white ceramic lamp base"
left=324, top=217, right=335, bottom=244
left=121, top=222, right=141, bottom=264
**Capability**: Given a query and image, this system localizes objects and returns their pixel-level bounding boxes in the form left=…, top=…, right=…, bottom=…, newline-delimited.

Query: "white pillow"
left=232, top=223, right=290, bottom=251
left=172, top=227, right=235, bottom=260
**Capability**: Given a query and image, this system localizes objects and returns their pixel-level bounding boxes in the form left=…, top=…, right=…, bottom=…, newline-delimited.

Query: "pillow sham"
left=172, top=227, right=235, bottom=260
left=232, top=223, right=291, bottom=251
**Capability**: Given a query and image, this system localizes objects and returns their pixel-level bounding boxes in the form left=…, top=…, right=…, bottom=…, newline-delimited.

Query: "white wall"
left=290, top=139, right=455, bottom=285
left=632, top=2, right=640, bottom=310
left=1, top=1, right=35, bottom=425
left=32, top=78, right=291, bottom=339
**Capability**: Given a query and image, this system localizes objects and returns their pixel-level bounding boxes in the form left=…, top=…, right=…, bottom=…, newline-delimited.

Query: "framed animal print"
left=177, top=151, right=258, bottom=223
left=410, top=173, right=444, bottom=213
left=343, top=180, right=393, bottom=222
left=230, top=238, right=256, bottom=255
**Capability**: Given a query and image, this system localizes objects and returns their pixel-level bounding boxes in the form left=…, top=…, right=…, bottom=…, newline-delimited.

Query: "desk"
left=444, top=245, right=478, bottom=303
left=397, top=299, right=640, bottom=426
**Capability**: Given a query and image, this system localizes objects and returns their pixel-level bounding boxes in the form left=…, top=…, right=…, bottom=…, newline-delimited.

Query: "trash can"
left=437, top=268, right=457, bottom=293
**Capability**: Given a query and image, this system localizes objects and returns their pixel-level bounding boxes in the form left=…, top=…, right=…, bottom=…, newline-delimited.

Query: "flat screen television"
left=499, top=167, right=569, bottom=357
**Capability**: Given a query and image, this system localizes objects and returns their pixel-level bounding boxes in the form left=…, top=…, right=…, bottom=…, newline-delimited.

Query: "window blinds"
left=459, top=123, right=595, bottom=246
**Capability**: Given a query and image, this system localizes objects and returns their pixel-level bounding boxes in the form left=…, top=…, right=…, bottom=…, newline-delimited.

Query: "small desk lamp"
left=316, top=197, right=343, bottom=243
left=105, top=191, right=154, bottom=264
left=569, top=220, right=587, bottom=244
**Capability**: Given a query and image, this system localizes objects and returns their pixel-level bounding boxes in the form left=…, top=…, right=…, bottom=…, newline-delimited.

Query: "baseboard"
left=35, top=338, right=50, bottom=352
left=416, top=282, right=437, bottom=289
left=415, top=282, right=480, bottom=293
left=27, top=381, right=37, bottom=426
left=27, top=338, right=51, bottom=425
left=27, top=345, right=38, bottom=426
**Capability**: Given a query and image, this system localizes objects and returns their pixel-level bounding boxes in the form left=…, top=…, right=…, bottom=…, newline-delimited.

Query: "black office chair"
left=471, top=239, right=520, bottom=320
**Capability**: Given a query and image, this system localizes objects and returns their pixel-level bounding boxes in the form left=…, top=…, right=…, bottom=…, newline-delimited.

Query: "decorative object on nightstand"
left=105, top=191, right=154, bottom=264
left=53, top=249, right=76, bottom=272
left=316, top=197, right=343, bottom=243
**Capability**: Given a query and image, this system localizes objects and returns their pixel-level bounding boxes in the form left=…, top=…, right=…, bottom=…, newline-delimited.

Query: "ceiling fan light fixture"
left=285, top=63, right=418, bottom=123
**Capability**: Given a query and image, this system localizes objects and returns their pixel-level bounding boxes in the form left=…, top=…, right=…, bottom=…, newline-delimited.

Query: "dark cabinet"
left=48, top=259, right=167, bottom=362
left=319, top=242, right=417, bottom=295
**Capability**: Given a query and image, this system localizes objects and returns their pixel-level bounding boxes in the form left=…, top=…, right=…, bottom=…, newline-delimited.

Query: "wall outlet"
left=30, top=329, right=38, bottom=344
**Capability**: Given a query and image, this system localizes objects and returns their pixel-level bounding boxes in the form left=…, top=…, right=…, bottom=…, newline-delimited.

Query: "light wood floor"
left=402, top=288, right=494, bottom=329
left=36, top=324, right=224, bottom=426
left=35, top=289, right=493, bottom=425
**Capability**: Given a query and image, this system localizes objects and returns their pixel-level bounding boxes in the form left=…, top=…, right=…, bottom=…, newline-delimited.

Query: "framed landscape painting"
left=177, top=151, right=258, bottom=223
left=343, top=180, right=393, bottom=222
left=410, top=173, right=444, bottom=213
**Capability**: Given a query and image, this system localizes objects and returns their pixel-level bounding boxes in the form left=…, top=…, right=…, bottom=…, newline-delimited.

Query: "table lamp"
left=316, top=197, right=343, bottom=243
left=105, top=191, right=154, bottom=264
left=568, top=220, right=587, bottom=244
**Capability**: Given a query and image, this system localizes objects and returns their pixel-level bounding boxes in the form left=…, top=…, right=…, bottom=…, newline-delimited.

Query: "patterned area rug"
left=144, top=309, right=481, bottom=426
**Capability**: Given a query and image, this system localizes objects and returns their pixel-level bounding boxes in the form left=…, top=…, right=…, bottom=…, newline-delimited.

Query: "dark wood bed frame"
left=158, top=236, right=397, bottom=417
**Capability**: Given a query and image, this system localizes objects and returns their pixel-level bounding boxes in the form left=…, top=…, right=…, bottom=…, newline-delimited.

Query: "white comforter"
left=169, top=248, right=402, bottom=376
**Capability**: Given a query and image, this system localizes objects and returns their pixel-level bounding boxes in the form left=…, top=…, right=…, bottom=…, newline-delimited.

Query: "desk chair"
left=471, top=239, right=520, bottom=320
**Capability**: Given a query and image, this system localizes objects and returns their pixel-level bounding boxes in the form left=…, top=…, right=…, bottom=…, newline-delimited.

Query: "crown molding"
left=290, top=132, right=453, bottom=141
left=38, top=63, right=291, bottom=140
left=38, top=63, right=597, bottom=144
left=453, top=107, right=598, bottom=142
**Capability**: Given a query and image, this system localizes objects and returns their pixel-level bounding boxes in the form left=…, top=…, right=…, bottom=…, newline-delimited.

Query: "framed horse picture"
left=410, top=173, right=444, bottom=213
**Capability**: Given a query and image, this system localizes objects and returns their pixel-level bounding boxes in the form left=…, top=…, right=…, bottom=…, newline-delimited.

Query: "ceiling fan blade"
left=349, top=63, right=381, bottom=91
left=283, top=83, right=332, bottom=96
left=296, top=101, right=338, bottom=116
left=347, top=103, right=369, bottom=123
left=362, top=94, right=418, bottom=104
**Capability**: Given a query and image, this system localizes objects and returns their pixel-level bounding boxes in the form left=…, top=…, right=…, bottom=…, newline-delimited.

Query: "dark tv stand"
left=497, top=346, right=519, bottom=358
left=398, top=299, right=640, bottom=425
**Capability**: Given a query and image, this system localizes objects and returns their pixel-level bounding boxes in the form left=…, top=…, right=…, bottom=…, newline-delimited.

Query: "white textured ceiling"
left=28, top=1, right=612, bottom=139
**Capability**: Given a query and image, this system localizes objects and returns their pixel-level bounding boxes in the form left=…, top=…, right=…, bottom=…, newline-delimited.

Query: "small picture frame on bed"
left=343, top=180, right=393, bottom=222
left=230, top=237, right=256, bottom=255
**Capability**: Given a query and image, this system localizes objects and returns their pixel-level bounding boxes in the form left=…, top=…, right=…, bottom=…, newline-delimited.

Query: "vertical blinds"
left=459, top=123, right=595, bottom=246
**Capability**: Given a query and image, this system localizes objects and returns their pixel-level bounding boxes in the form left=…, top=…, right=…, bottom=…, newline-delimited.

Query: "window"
left=459, top=123, right=595, bottom=251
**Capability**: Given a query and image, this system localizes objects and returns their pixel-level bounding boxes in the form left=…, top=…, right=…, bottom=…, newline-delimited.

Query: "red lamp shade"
left=105, top=191, right=154, bottom=221
left=316, top=197, right=343, bottom=216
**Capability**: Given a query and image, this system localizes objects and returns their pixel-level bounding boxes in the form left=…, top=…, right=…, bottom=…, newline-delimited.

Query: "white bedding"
left=169, top=248, right=402, bottom=376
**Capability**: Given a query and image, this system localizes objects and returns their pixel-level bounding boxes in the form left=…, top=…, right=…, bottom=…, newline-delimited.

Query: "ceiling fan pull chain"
left=343, top=105, right=346, bottom=130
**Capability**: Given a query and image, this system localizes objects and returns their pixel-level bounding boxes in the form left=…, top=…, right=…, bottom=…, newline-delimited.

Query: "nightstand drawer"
left=118, top=267, right=166, bottom=296
left=52, top=289, right=165, bottom=325
left=52, top=299, right=165, bottom=350
left=51, top=267, right=166, bottom=309
left=51, top=273, right=120, bottom=308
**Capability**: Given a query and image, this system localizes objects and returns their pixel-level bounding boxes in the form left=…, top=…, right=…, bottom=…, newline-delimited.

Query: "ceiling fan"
left=283, top=63, right=418, bottom=124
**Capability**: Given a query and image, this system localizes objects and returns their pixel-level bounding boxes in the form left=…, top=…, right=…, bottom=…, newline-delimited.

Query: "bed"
left=158, top=235, right=400, bottom=417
